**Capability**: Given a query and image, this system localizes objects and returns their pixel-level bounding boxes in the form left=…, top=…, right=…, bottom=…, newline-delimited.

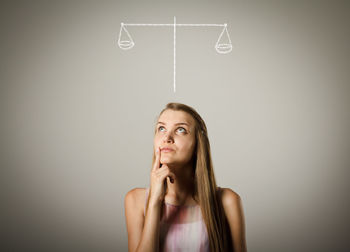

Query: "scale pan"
left=215, top=43, right=232, bottom=54
left=118, top=24, right=135, bottom=50
left=118, top=40, right=135, bottom=50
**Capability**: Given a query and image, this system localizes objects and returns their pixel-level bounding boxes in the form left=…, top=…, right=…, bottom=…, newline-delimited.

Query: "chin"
left=161, top=158, right=181, bottom=165
left=161, top=157, right=173, bottom=164
left=161, top=160, right=185, bottom=168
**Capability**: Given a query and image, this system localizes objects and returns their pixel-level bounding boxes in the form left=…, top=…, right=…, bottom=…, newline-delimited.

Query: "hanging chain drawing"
left=117, top=16, right=233, bottom=92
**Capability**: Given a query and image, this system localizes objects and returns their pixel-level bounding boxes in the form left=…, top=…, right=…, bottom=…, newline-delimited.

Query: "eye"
left=158, top=126, right=165, bottom=132
left=157, top=126, right=187, bottom=133
left=177, top=127, right=187, bottom=133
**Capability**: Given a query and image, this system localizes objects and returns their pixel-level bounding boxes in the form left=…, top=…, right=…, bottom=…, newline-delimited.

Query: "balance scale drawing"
left=117, top=16, right=233, bottom=92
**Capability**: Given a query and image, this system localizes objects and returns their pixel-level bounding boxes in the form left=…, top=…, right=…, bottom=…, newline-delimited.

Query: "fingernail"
left=156, top=149, right=159, bottom=153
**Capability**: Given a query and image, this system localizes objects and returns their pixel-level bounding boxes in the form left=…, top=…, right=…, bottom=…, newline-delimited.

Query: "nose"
left=163, top=132, right=174, bottom=143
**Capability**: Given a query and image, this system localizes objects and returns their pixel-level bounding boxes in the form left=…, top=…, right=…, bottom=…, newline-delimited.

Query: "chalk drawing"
left=117, top=17, right=233, bottom=92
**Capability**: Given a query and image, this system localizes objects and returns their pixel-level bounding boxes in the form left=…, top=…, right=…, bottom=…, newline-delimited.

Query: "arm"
left=124, top=188, right=162, bottom=252
left=221, top=188, right=247, bottom=252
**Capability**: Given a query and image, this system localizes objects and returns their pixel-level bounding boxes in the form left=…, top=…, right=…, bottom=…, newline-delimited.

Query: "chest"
left=159, top=203, right=210, bottom=252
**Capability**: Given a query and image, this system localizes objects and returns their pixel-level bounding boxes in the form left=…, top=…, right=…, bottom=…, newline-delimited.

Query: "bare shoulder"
left=125, top=187, right=147, bottom=199
left=124, top=187, right=147, bottom=214
left=217, top=187, right=242, bottom=208
left=124, top=188, right=148, bottom=252
left=217, top=187, right=247, bottom=251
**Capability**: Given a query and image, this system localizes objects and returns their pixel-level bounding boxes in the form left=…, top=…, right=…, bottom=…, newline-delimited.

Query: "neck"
left=165, top=162, right=196, bottom=204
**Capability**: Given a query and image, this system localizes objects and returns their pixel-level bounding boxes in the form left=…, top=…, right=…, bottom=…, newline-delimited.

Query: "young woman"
left=125, top=102, right=247, bottom=252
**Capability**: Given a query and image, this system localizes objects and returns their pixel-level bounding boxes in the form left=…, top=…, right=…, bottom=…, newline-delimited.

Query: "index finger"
left=152, top=147, right=161, bottom=171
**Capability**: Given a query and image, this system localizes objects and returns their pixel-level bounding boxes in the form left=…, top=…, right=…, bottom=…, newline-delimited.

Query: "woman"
left=125, top=102, right=247, bottom=252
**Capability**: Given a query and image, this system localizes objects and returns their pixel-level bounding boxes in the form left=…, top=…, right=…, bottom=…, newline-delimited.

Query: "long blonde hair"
left=145, top=102, right=231, bottom=251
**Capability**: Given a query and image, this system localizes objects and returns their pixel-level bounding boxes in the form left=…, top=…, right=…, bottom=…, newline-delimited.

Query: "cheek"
left=153, top=139, right=159, bottom=150
left=179, top=139, right=195, bottom=153
left=154, top=135, right=161, bottom=144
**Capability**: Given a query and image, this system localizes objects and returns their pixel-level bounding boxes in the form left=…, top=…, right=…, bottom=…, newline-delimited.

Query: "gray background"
left=3, top=0, right=350, bottom=251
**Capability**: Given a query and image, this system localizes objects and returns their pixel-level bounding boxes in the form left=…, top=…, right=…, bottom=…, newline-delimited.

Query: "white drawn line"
left=173, top=16, right=176, bottom=93
left=122, top=23, right=226, bottom=27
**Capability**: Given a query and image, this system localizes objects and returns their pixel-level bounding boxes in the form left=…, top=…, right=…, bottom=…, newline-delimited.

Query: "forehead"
left=157, top=110, right=194, bottom=126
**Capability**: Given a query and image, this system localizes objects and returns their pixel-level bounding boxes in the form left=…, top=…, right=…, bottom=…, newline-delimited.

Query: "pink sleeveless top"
left=144, top=188, right=210, bottom=252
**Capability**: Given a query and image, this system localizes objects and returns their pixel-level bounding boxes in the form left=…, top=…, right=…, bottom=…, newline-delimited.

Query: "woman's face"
left=154, top=109, right=196, bottom=166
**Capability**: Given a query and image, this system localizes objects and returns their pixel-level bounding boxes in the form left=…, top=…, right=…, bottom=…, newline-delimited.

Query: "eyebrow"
left=157, top=121, right=190, bottom=126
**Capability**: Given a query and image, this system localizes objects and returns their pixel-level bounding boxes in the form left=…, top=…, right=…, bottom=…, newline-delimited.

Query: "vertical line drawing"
left=117, top=16, right=233, bottom=92
left=173, top=16, right=176, bottom=93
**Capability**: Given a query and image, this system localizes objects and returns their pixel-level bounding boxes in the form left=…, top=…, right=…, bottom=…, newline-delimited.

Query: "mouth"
left=161, top=148, right=174, bottom=152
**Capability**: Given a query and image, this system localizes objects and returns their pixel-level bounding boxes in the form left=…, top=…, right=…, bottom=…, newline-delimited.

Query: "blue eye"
left=177, top=127, right=186, bottom=133
left=157, top=126, right=187, bottom=133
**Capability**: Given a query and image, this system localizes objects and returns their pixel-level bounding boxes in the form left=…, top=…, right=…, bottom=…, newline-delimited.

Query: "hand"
left=149, top=147, right=176, bottom=205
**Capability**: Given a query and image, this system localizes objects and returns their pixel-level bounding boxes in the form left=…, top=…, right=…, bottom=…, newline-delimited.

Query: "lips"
left=161, top=147, right=174, bottom=152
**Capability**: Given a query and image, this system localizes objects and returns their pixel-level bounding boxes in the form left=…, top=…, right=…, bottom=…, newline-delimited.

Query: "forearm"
left=135, top=201, right=162, bottom=252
